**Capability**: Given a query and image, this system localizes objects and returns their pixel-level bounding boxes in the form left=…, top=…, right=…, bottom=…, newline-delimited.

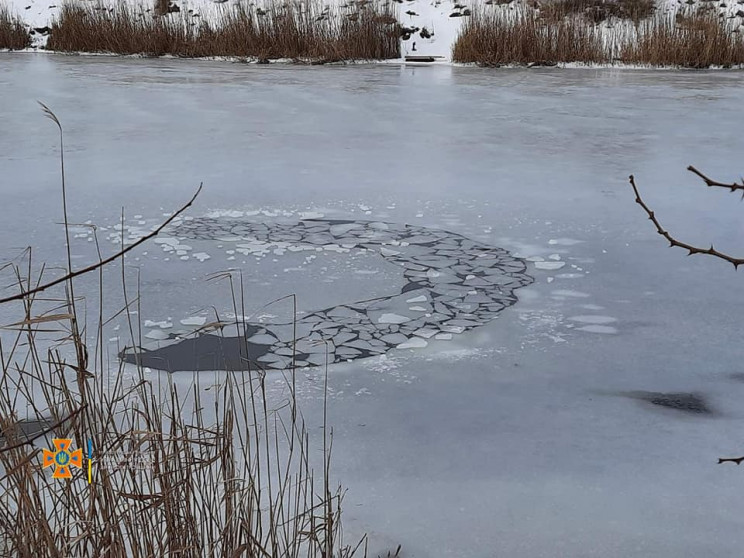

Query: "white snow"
left=180, top=316, right=207, bottom=326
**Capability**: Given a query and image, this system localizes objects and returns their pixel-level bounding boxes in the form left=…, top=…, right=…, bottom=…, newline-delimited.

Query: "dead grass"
left=621, top=11, right=744, bottom=67
left=0, top=5, right=30, bottom=50
left=453, top=4, right=744, bottom=67
left=0, top=106, right=368, bottom=557
left=452, top=7, right=609, bottom=65
left=46, top=0, right=400, bottom=60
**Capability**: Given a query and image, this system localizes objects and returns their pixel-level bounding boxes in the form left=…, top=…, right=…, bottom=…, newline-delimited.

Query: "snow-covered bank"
left=4, top=0, right=744, bottom=59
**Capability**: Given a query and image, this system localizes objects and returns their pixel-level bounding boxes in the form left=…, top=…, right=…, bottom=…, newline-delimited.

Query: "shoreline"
left=4, top=47, right=744, bottom=71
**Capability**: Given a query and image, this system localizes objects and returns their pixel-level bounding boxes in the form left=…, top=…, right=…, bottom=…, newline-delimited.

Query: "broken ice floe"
left=180, top=316, right=207, bottom=326
left=534, top=261, right=566, bottom=271
left=121, top=218, right=534, bottom=371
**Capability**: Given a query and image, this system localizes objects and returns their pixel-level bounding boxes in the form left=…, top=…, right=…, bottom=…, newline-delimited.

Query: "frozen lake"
left=2, top=54, right=744, bottom=556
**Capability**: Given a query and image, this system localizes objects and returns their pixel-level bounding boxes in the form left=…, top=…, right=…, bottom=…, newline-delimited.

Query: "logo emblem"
left=43, top=438, right=83, bottom=479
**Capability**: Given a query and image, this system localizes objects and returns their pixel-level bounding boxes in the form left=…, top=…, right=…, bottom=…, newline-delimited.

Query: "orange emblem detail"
left=42, top=438, right=83, bottom=479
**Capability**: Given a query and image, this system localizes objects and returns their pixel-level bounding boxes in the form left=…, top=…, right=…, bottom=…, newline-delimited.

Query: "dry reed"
left=0, top=5, right=30, bottom=49
left=453, top=7, right=609, bottom=65
left=46, top=0, right=400, bottom=60
left=621, top=11, right=744, bottom=67
left=453, top=3, right=744, bottom=67
left=0, top=106, right=367, bottom=557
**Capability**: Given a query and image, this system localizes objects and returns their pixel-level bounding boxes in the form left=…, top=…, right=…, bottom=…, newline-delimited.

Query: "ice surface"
left=575, top=324, right=619, bottom=334
left=3, top=58, right=744, bottom=557
left=397, top=337, right=428, bottom=349
left=569, top=315, right=618, bottom=324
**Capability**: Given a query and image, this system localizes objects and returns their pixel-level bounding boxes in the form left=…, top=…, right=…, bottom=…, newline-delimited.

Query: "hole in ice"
left=121, top=218, right=534, bottom=371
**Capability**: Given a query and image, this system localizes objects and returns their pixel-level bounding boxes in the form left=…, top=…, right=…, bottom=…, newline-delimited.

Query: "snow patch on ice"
left=576, top=325, right=618, bottom=334
left=548, top=238, right=584, bottom=246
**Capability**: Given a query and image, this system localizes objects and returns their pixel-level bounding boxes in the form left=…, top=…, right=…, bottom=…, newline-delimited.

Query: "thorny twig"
left=687, top=165, right=744, bottom=194
left=630, top=167, right=744, bottom=467
left=628, top=171, right=744, bottom=269
left=0, top=184, right=202, bottom=306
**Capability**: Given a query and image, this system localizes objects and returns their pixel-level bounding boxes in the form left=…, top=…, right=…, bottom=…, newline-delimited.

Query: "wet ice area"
left=4, top=56, right=744, bottom=557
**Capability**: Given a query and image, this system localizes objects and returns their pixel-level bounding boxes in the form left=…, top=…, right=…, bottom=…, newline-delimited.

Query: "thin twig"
left=628, top=174, right=744, bottom=269
left=687, top=165, right=744, bottom=193
left=718, top=457, right=744, bottom=465
left=0, top=184, right=202, bottom=305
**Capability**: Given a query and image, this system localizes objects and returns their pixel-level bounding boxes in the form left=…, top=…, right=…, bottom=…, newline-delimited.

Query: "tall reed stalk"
left=0, top=106, right=366, bottom=558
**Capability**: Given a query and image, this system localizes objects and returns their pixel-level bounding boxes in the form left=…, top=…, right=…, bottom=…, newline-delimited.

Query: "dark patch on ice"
left=126, top=330, right=272, bottom=372
left=121, top=219, right=533, bottom=372
left=624, top=391, right=712, bottom=415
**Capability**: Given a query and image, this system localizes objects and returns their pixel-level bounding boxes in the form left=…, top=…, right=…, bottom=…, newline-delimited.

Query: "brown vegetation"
left=0, top=5, right=30, bottom=49
left=452, top=8, right=609, bottom=65
left=621, top=11, right=744, bottom=67
left=0, top=105, right=368, bottom=557
left=453, top=5, right=744, bottom=67
left=46, top=0, right=400, bottom=60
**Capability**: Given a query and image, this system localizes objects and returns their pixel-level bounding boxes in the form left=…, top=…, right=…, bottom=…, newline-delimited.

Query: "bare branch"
left=0, top=184, right=202, bottom=306
left=718, top=457, right=744, bottom=465
left=628, top=174, right=744, bottom=269
left=687, top=165, right=744, bottom=193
